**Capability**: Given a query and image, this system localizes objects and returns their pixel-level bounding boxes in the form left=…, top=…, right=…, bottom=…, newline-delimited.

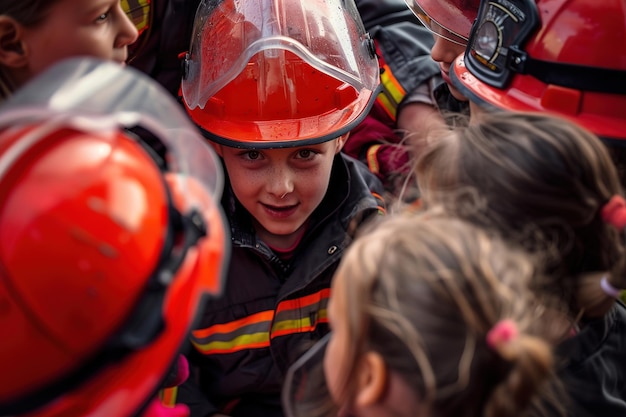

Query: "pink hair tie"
left=601, top=195, right=626, bottom=229
left=486, top=319, right=519, bottom=351
left=600, top=275, right=624, bottom=299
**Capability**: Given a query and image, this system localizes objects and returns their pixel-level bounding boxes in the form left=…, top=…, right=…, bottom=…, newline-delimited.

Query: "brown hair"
left=0, top=1, right=55, bottom=26
left=416, top=111, right=625, bottom=319
left=331, top=213, right=566, bottom=417
left=0, top=1, right=59, bottom=100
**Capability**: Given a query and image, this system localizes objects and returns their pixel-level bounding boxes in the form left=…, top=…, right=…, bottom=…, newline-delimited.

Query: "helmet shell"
left=0, top=57, right=229, bottom=417
left=405, top=0, right=480, bottom=39
left=181, top=0, right=381, bottom=148
left=452, top=0, right=626, bottom=141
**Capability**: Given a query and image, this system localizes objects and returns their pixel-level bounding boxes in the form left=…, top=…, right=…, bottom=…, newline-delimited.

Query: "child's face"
left=217, top=138, right=345, bottom=249
left=430, top=36, right=468, bottom=102
left=17, top=0, right=138, bottom=79
left=323, top=252, right=427, bottom=417
left=324, top=269, right=351, bottom=405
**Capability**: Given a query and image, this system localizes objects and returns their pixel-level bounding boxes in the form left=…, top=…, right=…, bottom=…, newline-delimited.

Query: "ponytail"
left=483, top=320, right=555, bottom=417
left=576, top=196, right=626, bottom=318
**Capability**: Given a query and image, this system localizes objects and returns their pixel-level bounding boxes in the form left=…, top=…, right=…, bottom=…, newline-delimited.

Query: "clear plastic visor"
left=182, top=0, right=380, bottom=110
left=282, top=333, right=340, bottom=417
left=405, top=0, right=469, bottom=46
left=0, top=57, right=223, bottom=210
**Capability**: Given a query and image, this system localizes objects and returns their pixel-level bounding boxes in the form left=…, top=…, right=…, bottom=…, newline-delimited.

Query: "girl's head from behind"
left=416, top=111, right=626, bottom=318
left=0, top=0, right=138, bottom=94
left=286, top=214, right=566, bottom=417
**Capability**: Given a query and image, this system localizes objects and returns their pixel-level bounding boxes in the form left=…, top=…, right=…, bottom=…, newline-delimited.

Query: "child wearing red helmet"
left=167, top=1, right=386, bottom=416
left=122, top=0, right=446, bottom=200
left=450, top=0, right=626, bottom=150
left=0, top=57, right=228, bottom=417
left=404, top=0, right=480, bottom=116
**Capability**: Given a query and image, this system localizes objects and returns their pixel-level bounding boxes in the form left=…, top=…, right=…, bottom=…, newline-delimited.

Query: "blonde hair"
left=332, top=213, right=566, bottom=417
left=416, top=111, right=625, bottom=319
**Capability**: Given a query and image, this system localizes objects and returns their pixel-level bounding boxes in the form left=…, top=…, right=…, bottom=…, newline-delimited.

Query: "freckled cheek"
left=241, top=170, right=268, bottom=185
left=298, top=168, right=331, bottom=198
left=227, top=167, right=268, bottom=195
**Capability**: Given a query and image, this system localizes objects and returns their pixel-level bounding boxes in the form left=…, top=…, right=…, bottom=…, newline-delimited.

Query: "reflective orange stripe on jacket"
left=191, top=289, right=330, bottom=355
left=376, top=64, right=406, bottom=120
left=271, top=288, right=330, bottom=338
left=373, top=40, right=407, bottom=121
left=377, top=62, right=407, bottom=120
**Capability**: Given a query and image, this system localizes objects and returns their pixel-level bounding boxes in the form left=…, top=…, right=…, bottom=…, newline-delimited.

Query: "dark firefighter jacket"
left=175, top=154, right=385, bottom=417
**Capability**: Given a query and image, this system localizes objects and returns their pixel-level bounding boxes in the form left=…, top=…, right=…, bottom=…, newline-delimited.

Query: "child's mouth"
left=262, top=203, right=299, bottom=218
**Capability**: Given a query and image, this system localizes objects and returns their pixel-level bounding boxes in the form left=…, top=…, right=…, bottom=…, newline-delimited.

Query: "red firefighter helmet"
left=181, top=0, right=381, bottom=148
left=451, top=0, right=626, bottom=141
left=0, top=58, right=228, bottom=416
left=404, top=0, right=480, bottom=45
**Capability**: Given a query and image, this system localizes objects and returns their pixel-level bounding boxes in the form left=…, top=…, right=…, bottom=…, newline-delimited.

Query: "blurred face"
left=217, top=138, right=345, bottom=249
left=407, top=0, right=468, bottom=101
left=19, top=0, right=138, bottom=79
left=407, top=0, right=470, bottom=102
left=324, top=269, right=351, bottom=404
left=324, top=264, right=425, bottom=417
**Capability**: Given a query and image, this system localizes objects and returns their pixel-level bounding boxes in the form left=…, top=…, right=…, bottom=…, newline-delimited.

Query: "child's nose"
left=430, top=36, right=461, bottom=66
left=267, top=169, right=295, bottom=199
left=115, top=6, right=140, bottom=47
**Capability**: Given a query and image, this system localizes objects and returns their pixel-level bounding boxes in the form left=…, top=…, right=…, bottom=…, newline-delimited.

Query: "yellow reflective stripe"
left=377, top=63, right=407, bottom=120
left=192, top=331, right=270, bottom=354
left=377, top=92, right=397, bottom=119
left=271, top=309, right=328, bottom=338
left=192, top=291, right=330, bottom=354
left=381, top=66, right=406, bottom=102
left=366, top=144, right=382, bottom=175
left=159, top=386, right=178, bottom=407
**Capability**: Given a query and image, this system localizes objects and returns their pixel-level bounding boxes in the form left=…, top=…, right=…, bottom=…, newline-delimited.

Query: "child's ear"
left=334, top=133, right=350, bottom=154
left=354, top=351, right=387, bottom=408
left=0, top=16, right=27, bottom=68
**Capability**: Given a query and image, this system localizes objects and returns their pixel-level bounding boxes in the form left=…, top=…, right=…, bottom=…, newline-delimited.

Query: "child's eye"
left=295, top=149, right=317, bottom=159
left=243, top=150, right=261, bottom=160
left=95, top=10, right=110, bottom=22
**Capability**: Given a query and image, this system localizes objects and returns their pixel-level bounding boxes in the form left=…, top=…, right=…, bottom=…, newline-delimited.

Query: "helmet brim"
left=451, top=55, right=626, bottom=142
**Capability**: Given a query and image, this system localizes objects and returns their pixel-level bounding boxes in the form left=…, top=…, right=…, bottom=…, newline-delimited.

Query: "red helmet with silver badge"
left=405, top=0, right=480, bottom=45
left=451, top=0, right=626, bottom=141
